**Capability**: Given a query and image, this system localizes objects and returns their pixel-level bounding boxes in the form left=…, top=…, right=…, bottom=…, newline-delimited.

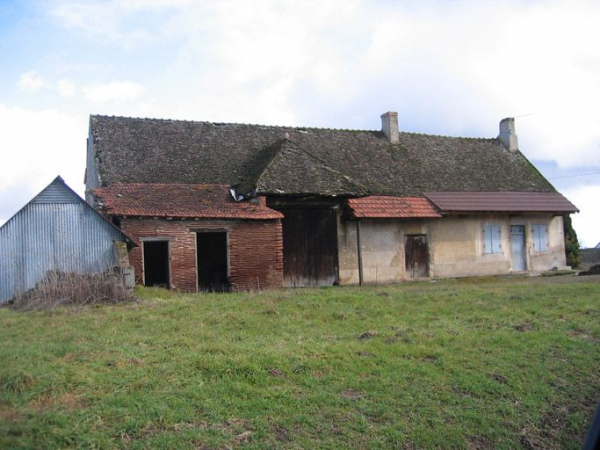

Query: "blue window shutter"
left=533, top=224, right=549, bottom=252
left=532, top=225, right=548, bottom=252
left=541, top=225, right=548, bottom=251
left=492, top=225, right=501, bottom=253
left=484, top=224, right=501, bottom=254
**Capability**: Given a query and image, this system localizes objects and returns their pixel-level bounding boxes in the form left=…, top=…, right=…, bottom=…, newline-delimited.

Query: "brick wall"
left=121, top=218, right=283, bottom=292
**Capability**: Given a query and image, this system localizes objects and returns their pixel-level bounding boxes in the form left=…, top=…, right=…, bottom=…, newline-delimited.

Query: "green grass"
left=1, top=276, right=599, bottom=449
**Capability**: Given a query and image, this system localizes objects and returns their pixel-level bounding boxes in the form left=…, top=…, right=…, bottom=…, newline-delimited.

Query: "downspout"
left=356, top=219, right=364, bottom=286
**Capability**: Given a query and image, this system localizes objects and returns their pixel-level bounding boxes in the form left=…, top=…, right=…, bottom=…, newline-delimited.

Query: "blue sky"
left=1, top=0, right=599, bottom=246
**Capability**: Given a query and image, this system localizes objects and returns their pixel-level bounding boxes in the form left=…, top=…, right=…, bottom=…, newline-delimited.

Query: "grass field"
left=1, top=275, right=599, bottom=449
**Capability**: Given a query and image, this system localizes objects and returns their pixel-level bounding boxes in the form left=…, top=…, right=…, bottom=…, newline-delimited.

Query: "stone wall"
left=581, top=248, right=600, bottom=269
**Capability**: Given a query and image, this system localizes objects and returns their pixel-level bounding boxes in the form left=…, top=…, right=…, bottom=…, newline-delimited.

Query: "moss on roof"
left=90, top=115, right=556, bottom=196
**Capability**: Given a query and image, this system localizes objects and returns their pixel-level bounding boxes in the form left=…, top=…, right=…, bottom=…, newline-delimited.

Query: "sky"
left=1, top=0, right=599, bottom=247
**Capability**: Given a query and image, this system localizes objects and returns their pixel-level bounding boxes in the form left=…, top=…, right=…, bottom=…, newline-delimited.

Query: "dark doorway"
left=405, top=235, right=429, bottom=278
left=197, top=232, right=230, bottom=292
left=143, top=240, right=170, bottom=288
left=280, top=208, right=338, bottom=287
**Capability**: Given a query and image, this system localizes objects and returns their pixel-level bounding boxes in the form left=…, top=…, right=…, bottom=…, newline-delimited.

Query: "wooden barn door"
left=405, top=235, right=429, bottom=278
left=281, top=209, right=338, bottom=287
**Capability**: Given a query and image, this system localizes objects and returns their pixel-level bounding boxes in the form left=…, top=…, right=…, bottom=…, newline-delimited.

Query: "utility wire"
left=549, top=172, right=600, bottom=180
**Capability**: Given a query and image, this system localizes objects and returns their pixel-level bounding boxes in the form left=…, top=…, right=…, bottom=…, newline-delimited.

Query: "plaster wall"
left=338, top=216, right=431, bottom=284
left=338, top=214, right=567, bottom=285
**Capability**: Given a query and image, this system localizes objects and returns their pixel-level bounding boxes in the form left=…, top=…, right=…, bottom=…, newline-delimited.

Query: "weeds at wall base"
left=9, top=269, right=134, bottom=311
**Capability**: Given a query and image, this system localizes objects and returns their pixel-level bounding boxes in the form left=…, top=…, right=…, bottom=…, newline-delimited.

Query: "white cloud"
left=561, top=184, right=600, bottom=248
left=82, top=81, right=145, bottom=103
left=22, top=0, right=600, bottom=241
left=0, top=104, right=86, bottom=222
left=15, top=71, right=143, bottom=104
left=86, top=0, right=597, bottom=168
left=48, top=0, right=193, bottom=47
left=17, top=70, right=47, bottom=92
left=57, top=79, right=76, bottom=97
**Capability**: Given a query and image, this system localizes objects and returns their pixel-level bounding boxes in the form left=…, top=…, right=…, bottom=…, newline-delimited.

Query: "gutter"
left=356, top=220, right=364, bottom=286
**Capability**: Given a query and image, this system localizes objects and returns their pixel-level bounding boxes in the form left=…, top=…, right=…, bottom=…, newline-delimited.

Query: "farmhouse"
left=86, top=112, right=578, bottom=291
left=0, top=176, right=133, bottom=301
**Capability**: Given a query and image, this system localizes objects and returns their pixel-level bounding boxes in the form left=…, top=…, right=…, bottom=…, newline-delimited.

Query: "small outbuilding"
left=0, top=176, right=134, bottom=302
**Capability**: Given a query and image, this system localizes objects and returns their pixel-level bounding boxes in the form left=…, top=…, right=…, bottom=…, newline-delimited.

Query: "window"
left=483, top=224, right=502, bottom=254
left=532, top=224, right=548, bottom=252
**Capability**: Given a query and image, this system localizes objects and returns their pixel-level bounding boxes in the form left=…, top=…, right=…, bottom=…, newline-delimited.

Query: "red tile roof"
left=347, top=196, right=442, bottom=219
left=425, top=192, right=579, bottom=213
left=92, top=184, right=283, bottom=220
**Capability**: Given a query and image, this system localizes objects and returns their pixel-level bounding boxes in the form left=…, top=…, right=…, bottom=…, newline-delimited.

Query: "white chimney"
left=498, top=117, right=518, bottom=151
left=381, top=111, right=399, bottom=144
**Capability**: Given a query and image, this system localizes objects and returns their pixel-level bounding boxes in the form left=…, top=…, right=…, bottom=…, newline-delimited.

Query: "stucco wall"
left=338, top=213, right=566, bottom=285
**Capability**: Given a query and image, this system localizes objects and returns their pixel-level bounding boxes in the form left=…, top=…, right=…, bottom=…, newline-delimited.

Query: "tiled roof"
left=347, top=196, right=442, bottom=219
left=92, top=184, right=283, bottom=220
left=236, top=139, right=368, bottom=197
left=426, top=192, right=579, bottom=213
left=89, top=116, right=557, bottom=196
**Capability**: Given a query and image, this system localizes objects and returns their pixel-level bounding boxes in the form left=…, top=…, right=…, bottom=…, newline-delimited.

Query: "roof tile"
left=92, top=184, right=283, bottom=220
left=348, top=196, right=441, bottom=219
left=425, top=192, right=579, bottom=213
left=90, top=116, right=556, bottom=196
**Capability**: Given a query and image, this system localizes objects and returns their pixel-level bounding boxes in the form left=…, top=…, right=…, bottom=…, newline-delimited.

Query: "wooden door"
left=405, top=235, right=429, bottom=278
left=280, top=208, right=338, bottom=287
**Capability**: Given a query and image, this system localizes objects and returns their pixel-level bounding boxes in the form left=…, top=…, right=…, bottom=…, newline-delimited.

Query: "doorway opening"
left=405, top=234, right=429, bottom=278
left=143, top=240, right=170, bottom=288
left=197, top=232, right=230, bottom=292
left=510, top=225, right=527, bottom=271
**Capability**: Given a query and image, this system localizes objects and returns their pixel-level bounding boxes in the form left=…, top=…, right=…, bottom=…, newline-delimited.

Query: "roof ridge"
left=399, top=131, right=498, bottom=141
left=91, top=114, right=504, bottom=140
left=91, top=114, right=382, bottom=133
left=98, top=182, right=230, bottom=188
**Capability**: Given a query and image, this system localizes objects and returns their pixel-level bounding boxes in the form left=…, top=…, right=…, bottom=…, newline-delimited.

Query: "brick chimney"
left=498, top=117, right=518, bottom=151
left=381, top=111, right=399, bottom=144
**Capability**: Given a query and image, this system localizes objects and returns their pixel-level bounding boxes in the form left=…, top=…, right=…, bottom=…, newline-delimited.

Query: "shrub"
left=563, top=215, right=581, bottom=269
left=10, top=269, right=134, bottom=311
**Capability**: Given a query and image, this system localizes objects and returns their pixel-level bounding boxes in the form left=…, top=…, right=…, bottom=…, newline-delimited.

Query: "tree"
left=563, top=215, right=581, bottom=268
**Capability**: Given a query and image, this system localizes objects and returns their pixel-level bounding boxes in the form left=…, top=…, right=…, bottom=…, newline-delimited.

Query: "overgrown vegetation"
left=9, top=270, right=133, bottom=311
left=564, top=214, right=581, bottom=268
left=1, top=276, right=599, bottom=449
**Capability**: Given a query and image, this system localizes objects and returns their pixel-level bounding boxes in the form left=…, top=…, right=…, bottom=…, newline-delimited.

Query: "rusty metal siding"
left=0, top=202, right=125, bottom=301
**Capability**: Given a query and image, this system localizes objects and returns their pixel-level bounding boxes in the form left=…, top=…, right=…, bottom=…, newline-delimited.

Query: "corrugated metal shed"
left=0, top=176, right=132, bottom=301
